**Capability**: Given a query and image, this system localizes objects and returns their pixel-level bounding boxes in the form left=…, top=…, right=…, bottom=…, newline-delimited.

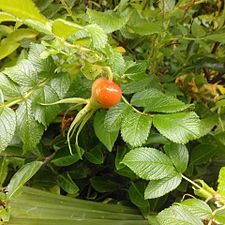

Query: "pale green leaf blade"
left=144, top=173, right=182, bottom=199
left=85, top=24, right=107, bottom=49
left=0, top=0, right=47, bottom=24
left=87, top=9, right=130, bottom=33
left=122, top=147, right=176, bottom=180
left=3, top=59, right=38, bottom=88
left=153, top=112, right=201, bottom=144
left=157, top=205, right=204, bottom=225
left=31, top=85, right=60, bottom=127
left=52, top=19, right=82, bottom=38
left=16, top=100, right=44, bottom=151
left=0, top=41, right=20, bottom=60
left=104, top=102, right=130, bottom=132
left=217, top=167, right=225, bottom=197
left=0, top=12, right=16, bottom=22
left=0, top=73, right=21, bottom=97
left=121, top=109, right=152, bottom=147
left=0, top=107, right=16, bottom=153
left=94, top=111, right=119, bottom=152
left=164, top=143, right=189, bottom=173
left=7, top=161, right=43, bottom=198
left=214, top=208, right=225, bottom=224
left=28, top=43, right=55, bottom=73
left=180, top=199, right=212, bottom=220
left=50, top=73, right=71, bottom=99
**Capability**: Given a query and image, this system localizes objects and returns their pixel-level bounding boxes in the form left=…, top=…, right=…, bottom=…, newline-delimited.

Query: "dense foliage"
left=0, top=0, right=225, bottom=224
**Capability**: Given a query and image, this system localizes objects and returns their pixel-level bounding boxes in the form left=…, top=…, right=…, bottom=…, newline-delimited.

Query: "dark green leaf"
left=0, top=157, right=8, bottom=185
left=90, top=176, right=120, bottom=193
left=122, top=147, right=176, bottom=180
left=57, top=174, right=79, bottom=195
left=85, top=144, right=104, bottom=164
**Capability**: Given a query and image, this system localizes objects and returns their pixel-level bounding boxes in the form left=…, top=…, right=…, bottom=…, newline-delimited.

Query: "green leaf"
left=190, top=144, right=216, bottom=165
left=52, top=19, right=82, bottom=39
left=0, top=73, right=21, bottom=97
left=0, top=107, right=16, bottom=153
left=217, top=167, right=225, bottom=197
left=80, top=62, right=102, bottom=80
left=131, top=89, right=190, bottom=113
left=94, top=111, right=119, bottom=152
left=199, top=115, right=218, bottom=137
left=122, top=147, right=176, bottom=180
left=7, top=161, right=43, bottom=198
left=52, top=147, right=80, bottom=166
left=0, top=12, right=16, bottom=22
left=104, top=102, right=129, bottom=132
left=128, top=22, right=163, bottom=35
left=144, top=173, right=182, bottom=199
left=124, top=61, right=147, bottom=80
left=0, top=157, right=8, bottom=185
left=85, top=24, right=107, bottom=49
left=0, top=40, right=20, bottom=60
left=0, top=0, right=47, bottom=24
left=57, top=174, right=79, bottom=195
left=122, top=76, right=160, bottom=94
left=191, top=20, right=206, bottom=37
left=50, top=73, right=71, bottom=99
left=3, top=59, right=39, bottom=88
left=153, top=112, right=200, bottom=144
left=31, top=85, right=60, bottom=127
left=85, top=145, right=104, bottom=164
left=87, top=9, right=130, bottom=33
left=105, top=46, right=125, bottom=76
left=214, top=208, right=225, bottom=224
left=128, top=181, right=150, bottom=209
left=28, top=43, right=55, bottom=73
left=157, top=205, right=204, bottom=225
left=180, top=199, right=212, bottom=220
left=164, top=143, right=189, bottom=173
left=16, top=100, right=44, bottom=151
left=159, top=0, right=175, bottom=12
left=206, top=32, right=225, bottom=43
left=121, top=109, right=152, bottom=147
left=90, top=176, right=120, bottom=193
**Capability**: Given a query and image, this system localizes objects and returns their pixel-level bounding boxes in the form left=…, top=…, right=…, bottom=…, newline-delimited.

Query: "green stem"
left=67, top=102, right=93, bottom=156
left=181, top=175, right=203, bottom=190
